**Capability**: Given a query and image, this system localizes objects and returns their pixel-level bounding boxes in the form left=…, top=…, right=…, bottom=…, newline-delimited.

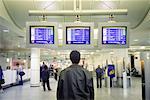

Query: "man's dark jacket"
left=57, top=64, right=94, bottom=100
left=41, top=69, right=49, bottom=81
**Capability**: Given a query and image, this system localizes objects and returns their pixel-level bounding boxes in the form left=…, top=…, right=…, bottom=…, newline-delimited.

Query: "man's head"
left=16, top=63, right=19, bottom=67
left=70, top=50, right=80, bottom=64
left=98, top=65, right=100, bottom=68
left=44, top=65, right=48, bottom=70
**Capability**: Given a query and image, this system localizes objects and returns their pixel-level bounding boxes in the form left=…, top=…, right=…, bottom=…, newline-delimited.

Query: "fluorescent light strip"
left=29, top=9, right=128, bottom=16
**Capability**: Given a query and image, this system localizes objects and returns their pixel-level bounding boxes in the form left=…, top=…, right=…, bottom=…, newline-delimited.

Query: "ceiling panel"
left=3, top=0, right=150, bottom=28
left=0, top=0, right=149, bottom=49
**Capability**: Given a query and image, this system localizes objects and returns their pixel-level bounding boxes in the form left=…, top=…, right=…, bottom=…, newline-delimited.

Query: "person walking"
left=0, top=66, right=4, bottom=92
left=96, top=65, right=102, bottom=88
left=57, top=50, right=94, bottom=100
left=41, top=65, right=51, bottom=91
left=54, top=68, right=58, bottom=81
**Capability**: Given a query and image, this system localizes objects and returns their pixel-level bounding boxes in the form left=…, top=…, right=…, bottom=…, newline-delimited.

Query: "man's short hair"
left=70, top=50, right=80, bottom=64
left=44, top=65, right=48, bottom=70
left=16, top=63, right=19, bottom=66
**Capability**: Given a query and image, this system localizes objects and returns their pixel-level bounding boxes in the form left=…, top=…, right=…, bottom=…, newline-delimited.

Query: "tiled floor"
left=0, top=77, right=142, bottom=100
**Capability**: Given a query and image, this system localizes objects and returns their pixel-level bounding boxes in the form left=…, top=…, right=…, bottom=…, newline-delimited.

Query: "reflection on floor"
left=0, top=77, right=142, bottom=100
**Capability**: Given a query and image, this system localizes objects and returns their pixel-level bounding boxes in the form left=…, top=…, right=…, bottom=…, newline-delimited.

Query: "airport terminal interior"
left=0, top=0, right=150, bottom=100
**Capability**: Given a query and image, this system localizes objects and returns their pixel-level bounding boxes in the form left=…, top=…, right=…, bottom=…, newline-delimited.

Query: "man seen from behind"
left=57, top=50, right=94, bottom=100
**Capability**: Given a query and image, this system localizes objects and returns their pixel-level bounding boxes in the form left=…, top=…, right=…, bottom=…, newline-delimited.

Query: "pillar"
left=113, top=49, right=128, bottom=88
left=30, top=48, right=40, bottom=87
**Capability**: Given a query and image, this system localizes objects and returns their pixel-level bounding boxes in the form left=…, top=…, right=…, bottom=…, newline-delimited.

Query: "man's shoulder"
left=59, top=67, right=71, bottom=75
left=60, top=65, right=90, bottom=74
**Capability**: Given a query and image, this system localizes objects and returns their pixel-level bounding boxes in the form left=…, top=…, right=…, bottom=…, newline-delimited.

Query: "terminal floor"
left=0, top=77, right=142, bottom=100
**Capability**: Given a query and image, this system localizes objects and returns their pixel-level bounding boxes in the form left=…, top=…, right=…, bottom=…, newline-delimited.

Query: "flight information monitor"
left=66, top=26, right=90, bottom=44
left=30, top=26, right=54, bottom=44
left=102, top=26, right=127, bottom=45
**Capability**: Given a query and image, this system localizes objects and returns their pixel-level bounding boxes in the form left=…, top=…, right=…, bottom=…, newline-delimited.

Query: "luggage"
left=0, top=79, right=5, bottom=84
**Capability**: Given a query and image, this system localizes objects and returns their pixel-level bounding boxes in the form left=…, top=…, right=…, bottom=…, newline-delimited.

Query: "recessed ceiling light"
left=140, top=46, right=145, bottom=49
left=90, top=52, right=94, bottom=55
left=134, top=39, right=139, bottom=42
left=147, top=53, right=149, bottom=60
left=6, top=58, right=9, bottom=62
left=57, top=52, right=60, bottom=55
left=23, top=60, right=26, bottom=63
left=3, top=29, right=9, bottom=33
left=17, top=45, right=20, bottom=48
left=109, top=52, right=114, bottom=55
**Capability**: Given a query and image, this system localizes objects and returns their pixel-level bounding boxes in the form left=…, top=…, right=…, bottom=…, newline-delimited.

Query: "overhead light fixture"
left=140, top=46, right=145, bottom=49
left=17, top=45, right=20, bottom=48
left=57, top=52, right=60, bottom=55
left=109, top=52, right=114, bottom=55
left=29, top=9, right=128, bottom=16
left=6, top=58, right=9, bottom=62
left=90, top=52, right=94, bottom=55
left=147, top=53, right=149, bottom=60
left=134, top=39, right=139, bottom=42
left=23, top=60, right=26, bottom=63
left=108, top=20, right=116, bottom=23
left=3, top=29, right=9, bottom=33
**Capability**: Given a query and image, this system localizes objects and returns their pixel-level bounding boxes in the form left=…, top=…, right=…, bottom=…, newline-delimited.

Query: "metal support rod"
left=29, top=9, right=128, bottom=16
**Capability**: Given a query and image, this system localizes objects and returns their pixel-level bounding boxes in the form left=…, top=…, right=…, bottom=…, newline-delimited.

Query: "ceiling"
left=2, top=0, right=150, bottom=28
left=0, top=0, right=150, bottom=52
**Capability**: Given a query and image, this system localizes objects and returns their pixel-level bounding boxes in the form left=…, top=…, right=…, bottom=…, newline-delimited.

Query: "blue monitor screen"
left=30, top=26, right=54, bottom=44
left=102, top=26, right=127, bottom=45
left=66, top=26, right=90, bottom=44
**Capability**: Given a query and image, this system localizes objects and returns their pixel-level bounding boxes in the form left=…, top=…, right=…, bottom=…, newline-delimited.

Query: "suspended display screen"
left=102, top=26, right=127, bottom=45
left=66, top=26, right=90, bottom=44
left=30, top=26, right=54, bottom=44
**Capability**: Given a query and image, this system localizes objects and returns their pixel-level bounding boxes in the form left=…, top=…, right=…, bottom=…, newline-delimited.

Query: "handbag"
left=0, top=79, right=5, bottom=84
left=19, top=71, right=25, bottom=76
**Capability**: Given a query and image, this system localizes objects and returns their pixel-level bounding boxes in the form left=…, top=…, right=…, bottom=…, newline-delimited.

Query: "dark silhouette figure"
left=54, top=68, right=58, bottom=81
left=96, top=65, right=102, bottom=88
left=57, top=50, right=94, bottom=100
left=41, top=65, right=51, bottom=91
left=0, top=66, right=4, bottom=91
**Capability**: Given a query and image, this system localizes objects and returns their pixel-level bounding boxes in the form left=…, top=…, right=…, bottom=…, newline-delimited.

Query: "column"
left=113, top=49, right=128, bottom=88
left=30, top=48, right=40, bottom=87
